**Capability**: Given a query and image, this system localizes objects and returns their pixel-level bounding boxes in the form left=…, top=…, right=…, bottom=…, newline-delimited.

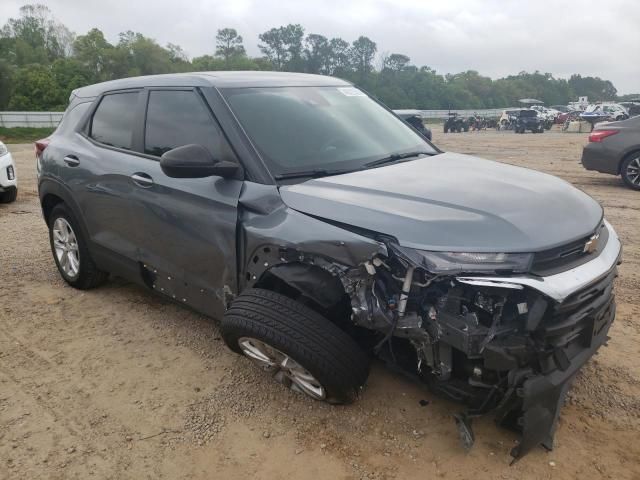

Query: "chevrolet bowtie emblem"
left=583, top=233, right=600, bottom=254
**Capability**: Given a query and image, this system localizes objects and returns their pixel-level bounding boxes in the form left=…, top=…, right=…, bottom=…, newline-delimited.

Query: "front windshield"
left=222, top=86, right=436, bottom=176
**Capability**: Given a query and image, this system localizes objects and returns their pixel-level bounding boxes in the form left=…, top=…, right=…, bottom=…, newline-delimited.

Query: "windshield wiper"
left=364, top=151, right=433, bottom=168
left=274, top=168, right=353, bottom=180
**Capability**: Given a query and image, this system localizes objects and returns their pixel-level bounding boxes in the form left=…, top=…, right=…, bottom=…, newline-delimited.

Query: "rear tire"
left=221, top=288, right=370, bottom=404
left=621, top=153, right=640, bottom=190
left=48, top=203, right=109, bottom=289
left=0, top=187, right=17, bottom=203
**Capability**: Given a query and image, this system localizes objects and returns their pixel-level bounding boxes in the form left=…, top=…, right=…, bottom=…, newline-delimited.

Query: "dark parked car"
left=581, top=116, right=640, bottom=190
left=443, top=112, right=469, bottom=133
left=393, top=109, right=432, bottom=140
left=37, top=72, right=621, bottom=461
left=514, top=109, right=544, bottom=133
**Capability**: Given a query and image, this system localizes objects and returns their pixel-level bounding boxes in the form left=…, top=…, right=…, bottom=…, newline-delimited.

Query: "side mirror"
left=160, top=144, right=239, bottom=179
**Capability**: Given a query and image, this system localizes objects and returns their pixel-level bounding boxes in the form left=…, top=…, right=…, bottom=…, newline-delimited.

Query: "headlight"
left=0, top=143, right=8, bottom=157
left=418, top=251, right=534, bottom=274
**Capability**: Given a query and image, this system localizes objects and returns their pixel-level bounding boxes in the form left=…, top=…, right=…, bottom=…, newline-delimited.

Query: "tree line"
left=0, top=4, right=626, bottom=112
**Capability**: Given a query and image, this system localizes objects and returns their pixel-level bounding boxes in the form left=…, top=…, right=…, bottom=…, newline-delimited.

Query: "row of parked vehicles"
left=442, top=100, right=640, bottom=135
left=443, top=113, right=498, bottom=133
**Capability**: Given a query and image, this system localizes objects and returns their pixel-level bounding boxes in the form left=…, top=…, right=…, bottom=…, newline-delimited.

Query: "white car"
left=583, top=103, right=629, bottom=122
left=531, top=105, right=561, bottom=121
left=0, top=141, right=18, bottom=203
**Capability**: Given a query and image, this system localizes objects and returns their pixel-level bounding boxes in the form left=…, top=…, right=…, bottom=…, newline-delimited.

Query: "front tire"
left=48, top=203, right=108, bottom=289
left=621, top=153, right=640, bottom=190
left=221, top=288, right=370, bottom=404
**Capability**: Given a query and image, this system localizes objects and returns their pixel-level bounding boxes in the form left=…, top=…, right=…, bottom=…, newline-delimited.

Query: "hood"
left=279, top=153, right=603, bottom=252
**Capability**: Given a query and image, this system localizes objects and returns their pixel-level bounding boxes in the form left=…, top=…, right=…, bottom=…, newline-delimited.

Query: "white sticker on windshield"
left=338, top=87, right=366, bottom=97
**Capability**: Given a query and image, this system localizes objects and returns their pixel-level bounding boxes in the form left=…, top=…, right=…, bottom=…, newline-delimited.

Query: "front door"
left=132, top=88, right=243, bottom=319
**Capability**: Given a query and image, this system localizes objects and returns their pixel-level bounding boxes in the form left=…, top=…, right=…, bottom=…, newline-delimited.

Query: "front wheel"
left=621, top=153, right=640, bottom=190
left=221, top=288, right=370, bottom=404
left=48, top=203, right=108, bottom=289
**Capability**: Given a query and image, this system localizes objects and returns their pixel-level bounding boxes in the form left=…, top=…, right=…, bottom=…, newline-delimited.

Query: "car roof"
left=71, top=71, right=353, bottom=99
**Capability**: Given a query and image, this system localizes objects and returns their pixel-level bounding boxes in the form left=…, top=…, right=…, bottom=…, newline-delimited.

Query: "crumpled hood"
left=279, top=153, right=603, bottom=252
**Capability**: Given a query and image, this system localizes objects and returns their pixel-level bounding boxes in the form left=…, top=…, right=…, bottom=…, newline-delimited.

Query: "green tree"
left=73, top=28, right=113, bottom=81
left=0, top=60, right=14, bottom=109
left=1, top=4, right=73, bottom=63
left=117, top=31, right=173, bottom=76
left=383, top=53, right=410, bottom=72
left=304, top=33, right=329, bottom=74
left=568, top=74, right=617, bottom=101
left=327, top=38, right=351, bottom=75
left=259, top=24, right=305, bottom=71
left=8, top=65, right=60, bottom=110
left=350, top=36, right=376, bottom=76
left=215, top=28, right=246, bottom=64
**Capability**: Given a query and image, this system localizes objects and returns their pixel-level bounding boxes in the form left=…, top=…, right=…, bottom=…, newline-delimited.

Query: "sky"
left=3, top=0, right=640, bottom=94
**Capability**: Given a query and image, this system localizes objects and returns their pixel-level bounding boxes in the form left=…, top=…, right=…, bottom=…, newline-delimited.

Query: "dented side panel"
left=238, top=182, right=386, bottom=292
left=135, top=173, right=244, bottom=319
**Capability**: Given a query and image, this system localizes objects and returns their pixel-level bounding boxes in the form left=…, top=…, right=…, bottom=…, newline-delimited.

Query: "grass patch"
left=0, top=127, right=56, bottom=144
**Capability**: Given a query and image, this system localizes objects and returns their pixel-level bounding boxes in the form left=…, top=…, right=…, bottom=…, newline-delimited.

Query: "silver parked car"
left=37, top=72, right=621, bottom=460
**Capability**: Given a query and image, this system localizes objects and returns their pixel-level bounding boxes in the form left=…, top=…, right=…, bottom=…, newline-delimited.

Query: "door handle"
left=131, top=172, right=154, bottom=187
left=63, top=155, right=80, bottom=167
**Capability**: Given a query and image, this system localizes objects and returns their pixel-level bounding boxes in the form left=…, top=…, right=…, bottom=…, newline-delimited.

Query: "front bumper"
left=504, top=283, right=615, bottom=460
left=459, top=221, right=621, bottom=460
left=0, top=152, right=17, bottom=190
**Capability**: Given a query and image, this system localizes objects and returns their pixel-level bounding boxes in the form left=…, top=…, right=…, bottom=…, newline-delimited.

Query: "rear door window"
left=90, top=91, right=139, bottom=150
left=56, top=102, right=92, bottom=136
left=143, top=90, right=236, bottom=161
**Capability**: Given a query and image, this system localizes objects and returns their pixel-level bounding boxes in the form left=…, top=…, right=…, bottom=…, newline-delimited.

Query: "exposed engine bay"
left=337, top=239, right=617, bottom=461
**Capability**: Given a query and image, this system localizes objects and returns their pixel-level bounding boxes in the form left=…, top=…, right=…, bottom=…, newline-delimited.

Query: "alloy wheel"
left=625, top=156, right=640, bottom=186
left=238, top=337, right=326, bottom=400
left=52, top=217, right=80, bottom=278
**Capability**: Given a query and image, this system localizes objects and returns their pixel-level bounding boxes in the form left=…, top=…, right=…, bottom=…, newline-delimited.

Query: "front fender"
left=238, top=182, right=386, bottom=293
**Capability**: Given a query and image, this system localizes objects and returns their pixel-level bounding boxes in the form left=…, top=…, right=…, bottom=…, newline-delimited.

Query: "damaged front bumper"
left=494, top=276, right=616, bottom=460
left=460, top=220, right=621, bottom=459
left=347, top=220, right=621, bottom=461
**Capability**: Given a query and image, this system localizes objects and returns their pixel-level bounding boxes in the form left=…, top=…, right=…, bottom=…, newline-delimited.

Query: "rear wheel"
left=48, top=203, right=108, bottom=289
left=221, top=288, right=370, bottom=404
left=621, top=153, right=640, bottom=190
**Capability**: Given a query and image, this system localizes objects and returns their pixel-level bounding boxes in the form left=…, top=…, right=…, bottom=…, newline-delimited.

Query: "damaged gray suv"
left=37, top=72, right=621, bottom=460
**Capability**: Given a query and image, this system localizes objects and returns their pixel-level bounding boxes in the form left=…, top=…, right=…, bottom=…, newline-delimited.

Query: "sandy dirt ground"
left=1, top=130, right=639, bottom=480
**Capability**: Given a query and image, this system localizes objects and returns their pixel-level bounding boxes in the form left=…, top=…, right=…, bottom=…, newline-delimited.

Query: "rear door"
left=133, top=88, right=244, bottom=318
left=58, top=89, right=147, bottom=278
